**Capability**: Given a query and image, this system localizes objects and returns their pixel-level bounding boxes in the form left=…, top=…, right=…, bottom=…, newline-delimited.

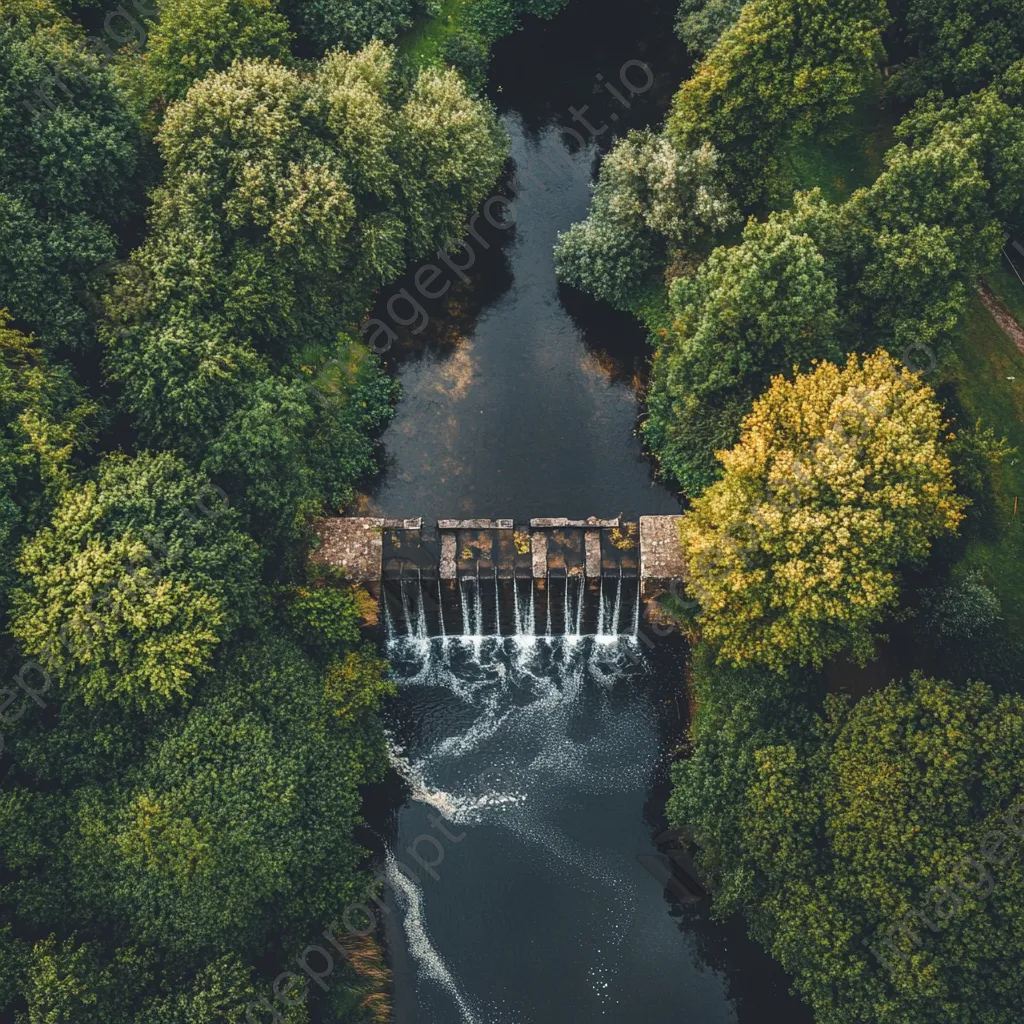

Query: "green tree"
left=0, top=313, right=95, bottom=609
left=644, top=217, right=840, bottom=495
left=98, top=638, right=391, bottom=957
left=280, top=0, right=413, bottom=53
left=679, top=350, right=966, bottom=670
left=0, top=0, right=139, bottom=348
left=674, top=0, right=744, bottom=58
left=11, top=452, right=263, bottom=708
left=895, top=69, right=1024, bottom=232
left=891, top=0, right=1024, bottom=97
left=141, top=0, right=293, bottom=107
left=109, top=44, right=505, bottom=350
left=779, top=113, right=1008, bottom=354
left=554, top=130, right=737, bottom=307
left=674, top=674, right=1024, bottom=1024
left=668, top=0, right=888, bottom=200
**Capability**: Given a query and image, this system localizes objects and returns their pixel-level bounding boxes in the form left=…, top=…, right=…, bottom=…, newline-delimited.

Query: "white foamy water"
left=383, top=635, right=659, bottom=1023
left=386, top=852, right=482, bottom=1024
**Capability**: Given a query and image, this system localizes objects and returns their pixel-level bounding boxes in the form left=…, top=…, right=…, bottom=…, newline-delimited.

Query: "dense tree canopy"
left=3, top=0, right=1024, bottom=1018
left=101, top=638, right=391, bottom=958
left=644, top=216, right=840, bottom=494
left=667, top=0, right=888, bottom=200
left=554, top=130, right=737, bottom=307
left=671, top=671, right=1024, bottom=1024
left=0, top=313, right=94, bottom=609
left=891, top=0, right=1024, bottom=97
left=0, top=0, right=508, bottom=1018
left=280, top=0, right=412, bottom=53
left=105, top=43, right=503, bottom=545
left=141, top=0, right=293, bottom=106
left=679, top=351, right=966, bottom=670
left=11, top=451, right=264, bottom=708
left=780, top=124, right=1010, bottom=355
left=0, top=0, right=139, bottom=349
left=674, top=0, right=744, bottom=58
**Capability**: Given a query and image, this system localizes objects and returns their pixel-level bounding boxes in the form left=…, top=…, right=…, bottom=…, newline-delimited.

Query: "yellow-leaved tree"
left=679, top=349, right=966, bottom=671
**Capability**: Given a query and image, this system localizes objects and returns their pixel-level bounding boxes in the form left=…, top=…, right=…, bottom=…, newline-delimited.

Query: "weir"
left=311, top=516, right=686, bottom=637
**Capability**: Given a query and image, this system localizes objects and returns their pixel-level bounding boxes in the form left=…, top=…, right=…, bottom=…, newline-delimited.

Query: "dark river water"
left=359, top=2, right=814, bottom=1021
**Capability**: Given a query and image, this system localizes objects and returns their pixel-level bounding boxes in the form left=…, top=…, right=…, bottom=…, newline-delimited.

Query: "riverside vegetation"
left=2, top=0, right=1024, bottom=1019
left=0, top=0, right=559, bottom=1015
left=557, top=0, right=1024, bottom=1020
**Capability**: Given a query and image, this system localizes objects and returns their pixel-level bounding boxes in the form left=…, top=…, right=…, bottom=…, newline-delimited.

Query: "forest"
left=1, top=0, right=1023, bottom=1017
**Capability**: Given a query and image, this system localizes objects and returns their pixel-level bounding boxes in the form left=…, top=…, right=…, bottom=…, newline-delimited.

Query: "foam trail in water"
left=596, top=577, right=605, bottom=636
left=633, top=577, right=640, bottom=635
left=493, top=572, right=500, bottom=636
left=513, top=577, right=521, bottom=635
left=545, top=575, right=552, bottom=636
left=437, top=579, right=446, bottom=637
left=386, top=853, right=480, bottom=1024
left=612, top=573, right=622, bottom=636
left=574, top=577, right=583, bottom=636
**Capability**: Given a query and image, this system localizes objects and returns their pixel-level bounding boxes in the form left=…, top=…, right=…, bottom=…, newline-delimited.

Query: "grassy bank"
left=952, top=286, right=1024, bottom=633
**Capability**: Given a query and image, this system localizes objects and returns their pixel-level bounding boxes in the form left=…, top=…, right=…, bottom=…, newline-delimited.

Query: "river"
left=359, top=1, right=814, bottom=1020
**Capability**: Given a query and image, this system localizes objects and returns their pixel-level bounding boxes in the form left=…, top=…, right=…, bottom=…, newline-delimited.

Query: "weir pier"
left=311, top=516, right=686, bottom=638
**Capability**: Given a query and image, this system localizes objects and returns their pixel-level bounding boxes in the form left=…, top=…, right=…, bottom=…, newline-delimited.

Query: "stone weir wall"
left=311, top=516, right=685, bottom=584
left=311, top=516, right=687, bottom=637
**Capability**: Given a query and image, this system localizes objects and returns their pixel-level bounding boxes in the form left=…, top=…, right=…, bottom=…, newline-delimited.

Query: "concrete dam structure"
left=311, top=516, right=687, bottom=638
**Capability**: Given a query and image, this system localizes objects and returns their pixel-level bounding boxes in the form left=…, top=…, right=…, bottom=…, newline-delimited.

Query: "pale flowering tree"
left=554, top=129, right=737, bottom=307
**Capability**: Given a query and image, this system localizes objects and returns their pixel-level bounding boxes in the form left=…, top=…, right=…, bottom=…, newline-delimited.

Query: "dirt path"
left=977, top=278, right=1024, bottom=355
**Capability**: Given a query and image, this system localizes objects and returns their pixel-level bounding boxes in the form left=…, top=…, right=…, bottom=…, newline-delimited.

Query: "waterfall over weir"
left=382, top=573, right=641, bottom=641
left=381, top=610, right=667, bottom=1024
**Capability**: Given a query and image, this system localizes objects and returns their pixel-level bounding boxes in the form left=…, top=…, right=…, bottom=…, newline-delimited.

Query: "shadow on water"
left=355, top=0, right=816, bottom=1020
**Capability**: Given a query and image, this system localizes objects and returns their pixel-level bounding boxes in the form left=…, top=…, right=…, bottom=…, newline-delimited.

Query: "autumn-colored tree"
left=679, top=350, right=966, bottom=670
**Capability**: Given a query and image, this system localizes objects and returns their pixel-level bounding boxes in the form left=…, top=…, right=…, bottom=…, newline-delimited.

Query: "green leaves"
left=554, top=130, right=738, bottom=307
left=891, top=0, right=1024, bottom=97
left=673, top=666, right=1024, bottom=1024
left=11, top=452, right=263, bottom=708
left=102, top=637, right=386, bottom=957
left=644, top=216, right=840, bottom=495
left=0, top=0, right=139, bottom=349
left=668, top=0, right=889, bottom=201
left=141, top=0, right=293, bottom=106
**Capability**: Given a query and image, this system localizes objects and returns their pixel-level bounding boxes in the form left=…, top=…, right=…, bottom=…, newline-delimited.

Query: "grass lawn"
left=397, top=0, right=465, bottom=66
left=949, top=293, right=1024, bottom=632
left=770, top=80, right=895, bottom=206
